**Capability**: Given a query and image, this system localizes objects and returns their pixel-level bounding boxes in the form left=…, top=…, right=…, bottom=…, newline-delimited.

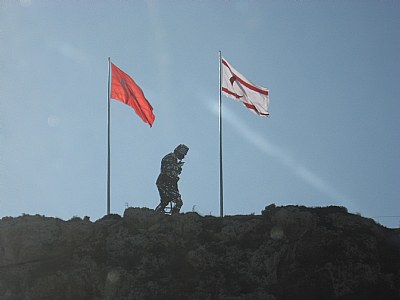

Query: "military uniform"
left=155, top=144, right=188, bottom=214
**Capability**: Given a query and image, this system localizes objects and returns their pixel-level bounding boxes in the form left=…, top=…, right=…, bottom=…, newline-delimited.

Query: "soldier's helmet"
left=174, top=144, right=189, bottom=159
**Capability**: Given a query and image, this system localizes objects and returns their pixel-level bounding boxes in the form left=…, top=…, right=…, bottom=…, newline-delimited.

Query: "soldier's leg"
left=155, top=182, right=170, bottom=212
left=155, top=201, right=168, bottom=212
left=170, top=181, right=183, bottom=214
left=171, top=196, right=183, bottom=214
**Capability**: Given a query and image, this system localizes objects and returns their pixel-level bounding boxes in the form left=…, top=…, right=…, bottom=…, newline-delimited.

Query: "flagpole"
left=107, top=57, right=111, bottom=215
left=218, top=50, right=224, bottom=217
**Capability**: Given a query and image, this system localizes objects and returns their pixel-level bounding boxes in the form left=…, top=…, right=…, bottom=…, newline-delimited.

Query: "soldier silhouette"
left=155, top=144, right=189, bottom=214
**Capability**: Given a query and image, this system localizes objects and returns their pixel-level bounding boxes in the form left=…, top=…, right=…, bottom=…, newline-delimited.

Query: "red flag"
left=111, top=63, right=155, bottom=127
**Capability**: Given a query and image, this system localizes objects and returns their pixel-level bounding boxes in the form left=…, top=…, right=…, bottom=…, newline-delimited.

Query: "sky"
left=1, top=0, right=399, bottom=227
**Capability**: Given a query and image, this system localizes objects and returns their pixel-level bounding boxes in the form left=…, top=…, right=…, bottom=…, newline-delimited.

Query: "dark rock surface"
left=0, top=205, right=399, bottom=299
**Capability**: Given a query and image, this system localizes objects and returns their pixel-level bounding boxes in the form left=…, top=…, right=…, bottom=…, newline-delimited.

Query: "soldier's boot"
left=171, top=206, right=180, bottom=214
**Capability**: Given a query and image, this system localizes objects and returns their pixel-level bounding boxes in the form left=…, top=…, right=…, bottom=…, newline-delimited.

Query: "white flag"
left=221, top=56, right=269, bottom=116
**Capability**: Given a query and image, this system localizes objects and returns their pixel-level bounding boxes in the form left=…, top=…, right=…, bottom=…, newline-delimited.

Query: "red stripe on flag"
left=243, top=102, right=269, bottom=116
left=222, top=59, right=269, bottom=96
left=222, top=87, right=242, bottom=99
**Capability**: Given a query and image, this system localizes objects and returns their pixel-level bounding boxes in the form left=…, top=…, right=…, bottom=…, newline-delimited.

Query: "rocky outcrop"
left=0, top=205, right=399, bottom=299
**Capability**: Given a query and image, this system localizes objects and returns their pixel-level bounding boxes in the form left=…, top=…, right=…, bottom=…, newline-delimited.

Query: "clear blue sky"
left=1, top=1, right=399, bottom=227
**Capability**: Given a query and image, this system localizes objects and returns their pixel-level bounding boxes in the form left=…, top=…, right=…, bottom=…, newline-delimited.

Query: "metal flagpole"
left=218, top=50, right=224, bottom=217
left=107, top=57, right=111, bottom=215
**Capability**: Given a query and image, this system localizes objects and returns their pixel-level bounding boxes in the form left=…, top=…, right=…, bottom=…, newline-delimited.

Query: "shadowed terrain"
left=0, top=205, right=399, bottom=299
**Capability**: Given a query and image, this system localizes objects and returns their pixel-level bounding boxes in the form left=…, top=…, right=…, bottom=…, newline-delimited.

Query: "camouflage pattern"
left=155, top=151, right=185, bottom=214
left=159, top=153, right=183, bottom=180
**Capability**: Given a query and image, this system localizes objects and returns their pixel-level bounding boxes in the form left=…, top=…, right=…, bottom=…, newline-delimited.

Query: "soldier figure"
left=155, top=144, right=189, bottom=214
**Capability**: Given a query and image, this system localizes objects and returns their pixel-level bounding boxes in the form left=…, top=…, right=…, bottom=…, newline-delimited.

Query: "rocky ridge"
left=0, top=205, right=399, bottom=299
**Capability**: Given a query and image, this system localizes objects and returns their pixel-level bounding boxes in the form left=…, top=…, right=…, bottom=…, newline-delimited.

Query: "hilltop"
left=0, top=205, right=399, bottom=299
